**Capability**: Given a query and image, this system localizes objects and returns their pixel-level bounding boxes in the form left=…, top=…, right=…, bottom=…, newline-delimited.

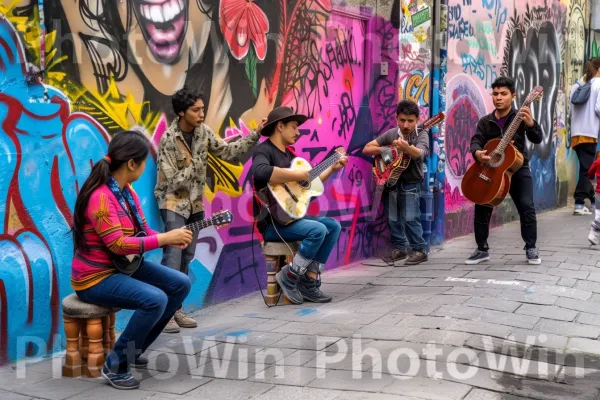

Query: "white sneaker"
left=575, top=206, right=592, bottom=215
left=589, top=229, right=600, bottom=245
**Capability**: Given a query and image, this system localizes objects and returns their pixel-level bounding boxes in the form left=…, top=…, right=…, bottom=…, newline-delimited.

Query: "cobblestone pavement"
left=4, top=206, right=600, bottom=399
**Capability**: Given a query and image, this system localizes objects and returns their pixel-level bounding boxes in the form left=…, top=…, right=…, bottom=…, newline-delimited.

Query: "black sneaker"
left=404, top=250, right=428, bottom=265
left=465, top=250, right=489, bottom=265
left=275, top=263, right=304, bottom=304
left=131, top=356, right=148, bottom=369
left=101, top=365, right=140, bottom=390
left=298, top=275, right=332, bottom=303
left=526, top=247, right=541, bottom=265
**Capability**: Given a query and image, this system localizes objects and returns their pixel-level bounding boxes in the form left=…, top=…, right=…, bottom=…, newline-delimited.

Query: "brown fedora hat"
left=260, top=106, right=308, bottom=136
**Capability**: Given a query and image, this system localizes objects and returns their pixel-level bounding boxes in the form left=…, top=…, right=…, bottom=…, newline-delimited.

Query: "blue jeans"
left=76, top=260, right=191, bottom=374
left=262, top=216, right=342, bottom=264
left=382, top=182, right=427, bottom=252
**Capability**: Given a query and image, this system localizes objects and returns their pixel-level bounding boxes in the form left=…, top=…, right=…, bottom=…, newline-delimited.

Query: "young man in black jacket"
left=466, top=77, right=543, bottom=265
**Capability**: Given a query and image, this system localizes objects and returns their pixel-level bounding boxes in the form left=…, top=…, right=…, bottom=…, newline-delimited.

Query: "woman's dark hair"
left=491, top=76, right=516, bottom=93
left=172, top=86, right=204, bottom=115
left=584, top=58, right=600, bottom=83
left=72, top=130, right=150, bottom=252
left=396, top=100, right=420, bottom=118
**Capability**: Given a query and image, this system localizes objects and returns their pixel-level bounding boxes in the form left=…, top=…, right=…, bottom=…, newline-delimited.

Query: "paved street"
left=4, top=206, right=600, bottom=399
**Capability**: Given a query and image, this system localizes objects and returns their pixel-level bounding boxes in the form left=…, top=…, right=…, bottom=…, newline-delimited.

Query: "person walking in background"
left=570, top=58, right=600, bottom=215
left=587, top=151, right=600, bottom=245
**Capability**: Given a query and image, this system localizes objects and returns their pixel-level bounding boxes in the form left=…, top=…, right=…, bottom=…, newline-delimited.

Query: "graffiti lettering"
left=400, top=71, right=430, bottom=108
left=332, top=92, right=357, bottom=140
left=460, top=53, right=497, bottom=89
left=448, top=4, right=474, bottom=40
left=324, top=27, right=360, bottom=71
left=482, top=0, right=507, bottom=32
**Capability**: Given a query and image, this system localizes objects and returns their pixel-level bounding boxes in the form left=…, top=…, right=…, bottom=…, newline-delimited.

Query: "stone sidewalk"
left=4, top=206, right=600, bottom=400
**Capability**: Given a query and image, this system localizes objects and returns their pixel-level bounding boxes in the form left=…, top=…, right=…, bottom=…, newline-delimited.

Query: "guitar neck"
left=185, top=219, right=214, bottom=232
left=495, top=103, right=533, bottom=153
left=307, top=152, right=342, bottom=181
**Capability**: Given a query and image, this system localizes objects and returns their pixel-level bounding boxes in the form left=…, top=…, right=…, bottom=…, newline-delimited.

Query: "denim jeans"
left=262, top=216, right=342, bottom=264
left=76, top=261, right=191, bottom=374
left=474, top=166, right=537, bottom=251
left=382, top=182, right=427, bottom=252
left=160, top=209, right=205, bottom=276
left=574, top=142, right=596, bottom=205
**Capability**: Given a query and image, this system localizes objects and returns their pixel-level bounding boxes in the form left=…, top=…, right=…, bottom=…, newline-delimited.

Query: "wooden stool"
left=61, top=294, right=118, bottom=378
left=261, top=241, right=300, bottom=306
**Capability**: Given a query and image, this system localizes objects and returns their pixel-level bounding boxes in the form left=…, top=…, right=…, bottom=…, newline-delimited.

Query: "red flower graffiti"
left=220, top=0, right=269, bottom=60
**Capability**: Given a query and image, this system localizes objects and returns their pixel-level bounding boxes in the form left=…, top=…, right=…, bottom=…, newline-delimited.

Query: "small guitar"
left=256, top=147, right=346, bottom=226
left=111, top=210, right=233, bottom=275
left=372, top=112, right=446, bottom=188
left=461, top=86, right=543, bottom=207
left=368, top=113, right=445, bottom=220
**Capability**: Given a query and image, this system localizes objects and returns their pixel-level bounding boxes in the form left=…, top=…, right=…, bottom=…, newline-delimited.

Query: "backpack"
left=571, top=80, right=592, bottom=105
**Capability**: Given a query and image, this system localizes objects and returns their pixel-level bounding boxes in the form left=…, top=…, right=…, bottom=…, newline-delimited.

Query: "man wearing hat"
left=155, top=86, right=266, bottom=332
left=252, top=106, right=348, bottom=304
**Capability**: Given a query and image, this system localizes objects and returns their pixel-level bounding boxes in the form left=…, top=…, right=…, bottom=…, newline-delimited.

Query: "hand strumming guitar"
left=475, top=150, right=491, bottom=163
left=392, top=137, right=410, bottom=152
left=158, top=228, right=193, bottom=249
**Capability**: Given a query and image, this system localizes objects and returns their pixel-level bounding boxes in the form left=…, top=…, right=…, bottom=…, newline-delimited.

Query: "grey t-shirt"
left=375, top=126, right=429, bottom=184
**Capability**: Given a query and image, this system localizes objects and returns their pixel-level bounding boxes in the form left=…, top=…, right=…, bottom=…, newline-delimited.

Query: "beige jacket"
left=155, top=118, right=260, bottom=218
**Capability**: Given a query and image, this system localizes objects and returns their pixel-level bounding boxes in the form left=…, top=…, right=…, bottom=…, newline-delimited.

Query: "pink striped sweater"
left=71, top=184, right=161, bottom=291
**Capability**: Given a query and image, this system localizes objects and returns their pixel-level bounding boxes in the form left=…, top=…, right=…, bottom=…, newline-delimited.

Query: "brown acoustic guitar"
left=461, top=86, right=543, bottom=207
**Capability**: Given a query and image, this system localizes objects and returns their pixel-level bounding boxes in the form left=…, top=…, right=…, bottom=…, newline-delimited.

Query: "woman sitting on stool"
left=71, top=130, right=193, bottom=390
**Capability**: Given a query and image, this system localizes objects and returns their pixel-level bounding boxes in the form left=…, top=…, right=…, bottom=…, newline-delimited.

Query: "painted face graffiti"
left=132, top=0, right=189, bottom=63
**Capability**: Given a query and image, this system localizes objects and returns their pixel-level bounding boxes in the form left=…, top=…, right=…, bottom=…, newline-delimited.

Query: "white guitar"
left=256, top=147, right=346, bottom=225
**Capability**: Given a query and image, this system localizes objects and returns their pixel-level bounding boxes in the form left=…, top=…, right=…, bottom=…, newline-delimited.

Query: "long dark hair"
left=72, top=130, right=150, bottom=252
left=584, top=58, right=600, bottom=83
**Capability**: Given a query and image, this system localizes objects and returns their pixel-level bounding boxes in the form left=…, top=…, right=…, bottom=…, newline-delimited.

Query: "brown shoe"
left=404, top=251, right=428, bottom=266
left=382, top=249, right=407, bottom=266
left=174, top=310, right=197, bottom=328
left=163, top=317, right=180, bottom=333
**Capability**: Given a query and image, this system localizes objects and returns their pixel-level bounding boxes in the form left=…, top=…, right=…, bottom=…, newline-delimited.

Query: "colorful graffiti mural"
left=444, top=0, right=581, bottom=239
left=0, top=0, right=397, bottom=364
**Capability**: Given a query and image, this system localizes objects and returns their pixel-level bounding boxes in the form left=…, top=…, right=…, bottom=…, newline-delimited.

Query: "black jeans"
left=474, top=166, right=537, bottom=251
left=574, top=142, right=596, bottom=205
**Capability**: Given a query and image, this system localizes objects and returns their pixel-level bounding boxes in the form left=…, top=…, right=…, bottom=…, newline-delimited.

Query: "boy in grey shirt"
left=363, top=100, right=429, bottom=266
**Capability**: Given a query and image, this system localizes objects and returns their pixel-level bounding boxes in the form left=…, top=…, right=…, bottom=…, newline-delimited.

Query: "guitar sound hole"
left=299, top=180, right=310, bottom=189
left=487, top=153, right=505, bottom=168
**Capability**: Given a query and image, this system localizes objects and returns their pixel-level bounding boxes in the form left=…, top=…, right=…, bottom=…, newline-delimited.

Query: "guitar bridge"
left=478, top=173, right=491, bottom=183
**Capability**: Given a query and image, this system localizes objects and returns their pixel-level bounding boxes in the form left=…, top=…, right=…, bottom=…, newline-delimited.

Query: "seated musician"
left=465, top=76, right=542, bottom=265
left=71, top=130, right=194, bottom=390
left=362, top=100, right=429, bottom=266
left=251, top=106, right=348, bottom=304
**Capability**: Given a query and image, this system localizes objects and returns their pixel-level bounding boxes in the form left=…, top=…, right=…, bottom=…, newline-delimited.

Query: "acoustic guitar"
left=111, top=210, right=233, bottom=275
left=368, top=112, right=445, bottom=220
left=256, top=147, right=346, bottom=226
left=460, top=86, right=543, bottom=207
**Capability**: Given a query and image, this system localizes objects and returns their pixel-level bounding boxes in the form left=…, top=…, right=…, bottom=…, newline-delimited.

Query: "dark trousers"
left=76, top=261, right=191, bottom=373
left=160, top=210, right=205, bottom=276
left=474, top=166, right=537, bottom=251
left=574, top=142, right=596, bottom=205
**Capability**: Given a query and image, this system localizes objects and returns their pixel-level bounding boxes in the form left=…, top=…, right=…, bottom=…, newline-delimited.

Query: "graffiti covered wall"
left=444, top=0, right=583, bottom=239
left=0, top=0, right=402, bottom=363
